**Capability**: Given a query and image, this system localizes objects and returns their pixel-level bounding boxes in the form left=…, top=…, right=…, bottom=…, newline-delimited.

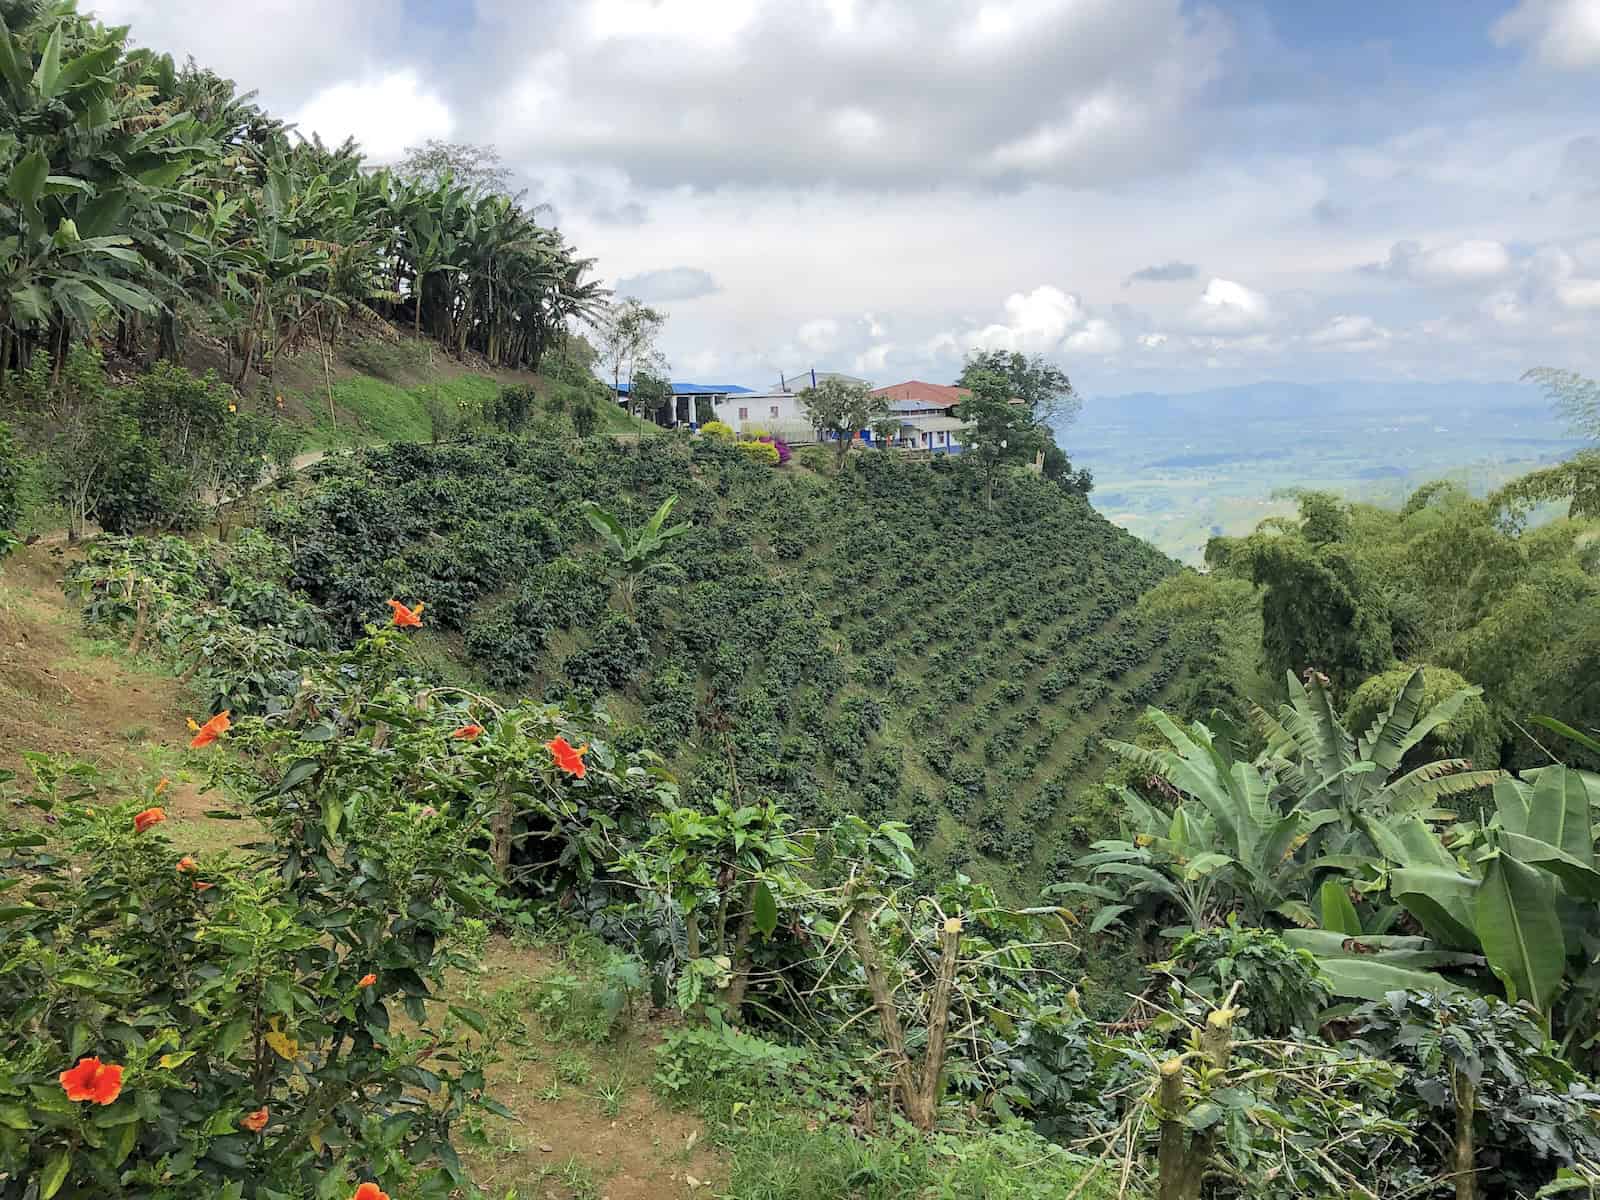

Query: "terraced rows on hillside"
left=271, top=435, right=1196, bottom=887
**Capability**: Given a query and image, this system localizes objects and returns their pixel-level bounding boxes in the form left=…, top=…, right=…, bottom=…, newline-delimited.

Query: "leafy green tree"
left=1065, top=710, right=1339, bottom=932
left=955, top=369, right=1045, bottom=509
left=1252, top=667, right=1502, bottom=861
left=395, top=138, right=515, bottom=197
left=571, top=396, right=600, bottom=437
left=0, top=417, right=20, bottom=533
left=799, top=377, right=886, bottom=467
left=631, top=368, right=674, bottom=426
left=11, top=345, right=134, bottom=541
left=1208, top=492, right=1396, bottom=691
left=595, top=297, right=667, bottom=416
left=956, top=349, right=1080, bottom=427
left=1345, top=664, right=1498, bottom=768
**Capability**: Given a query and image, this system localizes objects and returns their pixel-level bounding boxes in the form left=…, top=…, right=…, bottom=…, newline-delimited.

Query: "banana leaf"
left=1475, top=852, right=1564, bottom=1014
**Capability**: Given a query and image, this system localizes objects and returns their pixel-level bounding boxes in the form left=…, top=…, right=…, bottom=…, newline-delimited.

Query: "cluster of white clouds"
left=87, top=0, right=1600, bottom=391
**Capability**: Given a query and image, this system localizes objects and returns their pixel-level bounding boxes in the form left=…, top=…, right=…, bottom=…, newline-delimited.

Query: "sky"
left=91, top=0, right=1600, bottom=395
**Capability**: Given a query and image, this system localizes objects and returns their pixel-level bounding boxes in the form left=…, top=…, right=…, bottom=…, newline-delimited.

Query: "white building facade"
left=712, top=390, right=816, bottom=439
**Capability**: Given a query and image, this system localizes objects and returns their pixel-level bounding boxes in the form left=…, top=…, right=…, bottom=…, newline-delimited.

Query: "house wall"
left=712, top=392, right=810, bottom=435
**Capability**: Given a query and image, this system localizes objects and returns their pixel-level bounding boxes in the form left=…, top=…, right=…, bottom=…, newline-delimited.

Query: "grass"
left=304, top=373, right=505, bottom=450
left=297, top=370, right=657, bottom=453
left=714, top=1114, right=1120, bottom=1200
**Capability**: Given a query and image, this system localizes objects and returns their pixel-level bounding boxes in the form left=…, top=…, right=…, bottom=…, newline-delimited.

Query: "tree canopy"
left=957, top=349, right=1081, bottom=428
left=800, top=377, right=887, bottom=464
left=0, top=7, right=605, bottom=382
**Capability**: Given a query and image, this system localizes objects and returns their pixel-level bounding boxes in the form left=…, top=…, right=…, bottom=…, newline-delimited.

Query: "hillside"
left=264, top=435, right=1190, bottom=887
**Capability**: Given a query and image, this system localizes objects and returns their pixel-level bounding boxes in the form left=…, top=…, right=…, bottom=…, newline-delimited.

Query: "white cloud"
left=1557, top=278, right=1600, bottom=308
left=1189, top=278, right=1272, bottom=333
left=1137, top=332, right=1169, bottom=348
left=89, top=0, right=392, bottom=107
left=1492, top=0, right=1600, bottom=70
left=1065, top=318, right=1124, bottom=354
left=798, top=318, right=842, bottom=353
left=1364, top=239, right=1512, bottom=283
left=291, top=70, right=452, bottom=163
left=472, top=0, right=1228, bottom=189
left=969, top=285, right=1087, bottom=352
left=1306, top=314, right=1392, bottom=350
left=854, top=343, right=895, bottom=374
left=1480, top=291, right=1530, bottom=325
left=587, top=0, right=760, bottom=43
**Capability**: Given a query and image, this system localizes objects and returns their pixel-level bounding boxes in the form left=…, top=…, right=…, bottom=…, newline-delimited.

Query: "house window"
left=738, top=407, right=749, bottom=420
left=770, top=405, right=780, bottom=418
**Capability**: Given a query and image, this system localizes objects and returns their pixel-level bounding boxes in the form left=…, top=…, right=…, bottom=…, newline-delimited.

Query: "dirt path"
left=461, top=942, right=723, bottom=1200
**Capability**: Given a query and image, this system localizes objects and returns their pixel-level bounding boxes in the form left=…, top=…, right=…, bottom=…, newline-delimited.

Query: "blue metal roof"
left=613, top=381, right=754, bottom=396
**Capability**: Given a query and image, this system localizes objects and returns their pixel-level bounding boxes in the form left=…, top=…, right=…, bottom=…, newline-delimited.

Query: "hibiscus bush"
left=0, top=689, right=504, bottom=1197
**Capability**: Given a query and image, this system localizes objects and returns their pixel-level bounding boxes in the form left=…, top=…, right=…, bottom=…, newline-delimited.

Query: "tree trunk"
left=1156, top=1000, right=1237, bottom=1200
left=1155, top=1059, right=1190, bottom=1200
left=719, top=884, right=759, bottom=1017
left=847, top=901, right=923, bottom=1127
left=1452, top=1067, right=1477, bottom=1200
left=914, top=917, right=962, bottom=1122
left=128, top=591, right=149, bottom=655
left=490, top=788, right=514, bottom=877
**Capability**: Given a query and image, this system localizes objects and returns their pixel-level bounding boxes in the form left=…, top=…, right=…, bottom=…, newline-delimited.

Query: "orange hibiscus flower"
left=545, top=736, right=589, bottom=779
left=60, top=1057, right=123, bottom=1104
left=193, top=881, right=214, bottom=892
left=134, top=807, right=165, bottom=834
left=353, top=1184, right=391, bottom=1200
left=177, top=856, right=198, bottom=873
left=386, top=600, right=424, bottom=628
left=451, top=723, right=483, bottom=741
left=358, top=973, right=377, bottom=988
left=189, top=710, right=232, bottom=749
left=241, top=1106, right=269, bottom=1132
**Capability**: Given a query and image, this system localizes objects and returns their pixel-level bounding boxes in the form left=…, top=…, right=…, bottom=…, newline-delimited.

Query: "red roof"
left=870, top=380, right=970, bottom=409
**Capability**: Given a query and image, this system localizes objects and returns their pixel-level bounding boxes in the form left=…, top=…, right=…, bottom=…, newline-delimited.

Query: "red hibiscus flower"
left=353, top=1183, right=391, bottom=1200
left=241, top=1106, right=269, bottom=1132
left=134, top=807, right=165, bottom=833
left=451, top=723, right=483, bottom=740
left=60, top=1057, right=123, bottom=1104
left=189, top=710, right=231, bottom=749
left=386, top=600, right=424, bottom=628
left=545, top=736, right=589, bottom=779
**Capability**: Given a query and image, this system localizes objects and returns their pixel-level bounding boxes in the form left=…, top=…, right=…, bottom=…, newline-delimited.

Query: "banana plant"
left=1070, top=710, right=1340, bottom=932
left=582, top=494, right=692, bottom=613
left=1288, top=764, right=1600, bottom=1037
left=1252, top=667, right=1504, bottom=862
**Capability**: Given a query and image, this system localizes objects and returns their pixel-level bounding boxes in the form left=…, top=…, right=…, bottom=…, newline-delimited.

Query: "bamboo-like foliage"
left=0, top=5, right=605, bottom=382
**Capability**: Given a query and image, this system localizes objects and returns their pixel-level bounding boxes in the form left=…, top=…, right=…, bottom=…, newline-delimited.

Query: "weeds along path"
left=0, top=543, right=723, bottom=1198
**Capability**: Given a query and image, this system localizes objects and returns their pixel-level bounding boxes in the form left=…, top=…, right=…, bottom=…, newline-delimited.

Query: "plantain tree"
left=1068, top=710, right=1340, bottom=932
left=1251, top=667, right=1504, bottom=860
left=582, top=494, right=691, bottom=613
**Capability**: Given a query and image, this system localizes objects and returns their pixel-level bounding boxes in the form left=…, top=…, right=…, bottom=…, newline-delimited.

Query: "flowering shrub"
left=699, top=420, right=735, bottom=441
left=0, top=700, right=502, bottom=1196
left=735, top=438, right=780, bottom=467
